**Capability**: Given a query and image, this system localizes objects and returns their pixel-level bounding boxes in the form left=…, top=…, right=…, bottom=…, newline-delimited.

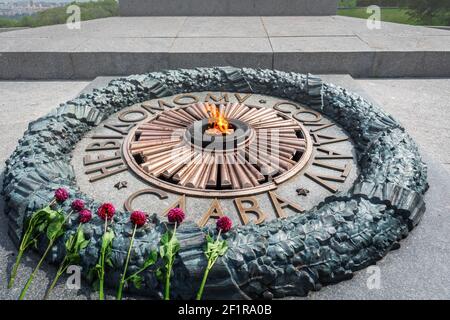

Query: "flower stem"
left=18, top=208, right=72, bottom=299
left=8, top=249, right=24, bottom=289
left=44, top=255, right=69, bottom=300
left=125, top=266, right=146, bottom=282
left=196, top=230, right=222, bottom=300
left=43, top=214, right=77, bottom=299
left=196, top=260, right=212, bottom=300
left=164, top=258, right=171, bottom=300
left=8, top=218, right=37, bottom=289
left=164, top=222, right=177, bottom=300
left=117, top=224, right=137, bottom=300
left=19, top=238, right=54, bottom=300
left=99, top=217, right=108, bottom=300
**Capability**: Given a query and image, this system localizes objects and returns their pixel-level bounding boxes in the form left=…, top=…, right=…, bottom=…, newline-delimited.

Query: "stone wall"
left=119, top=0, right=339, bottom=16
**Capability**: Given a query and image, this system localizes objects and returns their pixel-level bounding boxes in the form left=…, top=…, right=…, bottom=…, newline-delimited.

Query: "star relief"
left=296, top=188, right=310, bottom=196
left=114, top=181, right=128, bottom=190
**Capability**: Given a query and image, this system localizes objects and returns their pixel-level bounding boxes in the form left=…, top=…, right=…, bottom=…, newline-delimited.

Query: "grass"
left=0, top=0, right=118, bottom=28
left=338, top=7, right=449, bottom=26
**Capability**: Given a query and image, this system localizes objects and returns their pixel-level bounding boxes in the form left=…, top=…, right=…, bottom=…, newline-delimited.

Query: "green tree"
left=400, top=0, right=450, bottom=25
left=0, top=0, right=118, bottom=28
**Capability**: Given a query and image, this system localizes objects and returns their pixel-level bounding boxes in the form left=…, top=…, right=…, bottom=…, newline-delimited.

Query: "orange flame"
left=206, top=103, right=231, bottom=134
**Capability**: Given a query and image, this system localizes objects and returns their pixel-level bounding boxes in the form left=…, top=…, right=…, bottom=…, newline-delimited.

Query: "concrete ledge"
left=1, top=16, right=449, bottom=79
left=2, top=51, right=449, bottom=80
left=119, top=0, right=338, bottom=16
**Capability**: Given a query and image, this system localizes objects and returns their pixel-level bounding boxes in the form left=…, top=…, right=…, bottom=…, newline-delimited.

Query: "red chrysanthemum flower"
left=54, top=188, right=69, bottom=203
left=130, top=211, right=147, bottom=227
left=79, top=209, right=92, bottom=224
left=216, top=216, right=233, bottom=233
left=167, top=207, right=185, bottom=224
left=71, top=199, right=85, bottom=212
left=97, top=203, right=116, bottom=220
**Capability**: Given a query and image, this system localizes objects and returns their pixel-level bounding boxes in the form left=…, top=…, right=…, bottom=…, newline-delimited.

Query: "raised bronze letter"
left=205, top=93, right=229, bottom=103
left=85, top=140, right=121, bottom=151
left=269, top=191, right=304, bottom=218
left=124, top=188, right=168, bottom=212
left=161, top=194, right=186, bottom=216
left=85, top=160, right=127, bottom=182
left=83, top=152, right=121, bottom=166
left=234, top=197, right=266, bottom=225
left=198, top=198, right=225, bottom=227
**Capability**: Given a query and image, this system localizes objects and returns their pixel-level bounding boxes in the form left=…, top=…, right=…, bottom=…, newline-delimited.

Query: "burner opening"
left=205, top=103, right=233, bottom=135
left=295, top=129, right=304, bottom=139
left=186, top=119, right=251, bottom=151
left=292, top=151, right=303, bottom=162
left=133, top=153, right=144, bottom=165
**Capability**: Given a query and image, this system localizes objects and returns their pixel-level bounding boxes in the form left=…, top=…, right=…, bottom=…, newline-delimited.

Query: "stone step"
left=1, top=16, right=449, bottom=79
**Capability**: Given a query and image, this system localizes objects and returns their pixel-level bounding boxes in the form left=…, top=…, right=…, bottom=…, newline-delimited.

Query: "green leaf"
left=159, top=245, right=165, bottom=259
left=99, top=230, right=115, bottom=270
left=102, top=230, right=115, bottom=250
left=79, top=239, right=90, bottom=250
left=160, top=231, right=170, bottom=245
left=31, top=238, right=38, bottom=250
left=106, top=257, right=114, bottom=268
left=159, top=230, right=180, bottom=265
left=66, top=253, right=80, bottom=265
left=204, top=237, right=229, bottom=268
left=65, top=234, right=75, bottom=250
left=74, top=228, right=89, bottom=252
left=46, top=220, right=64, bottom=240
left=173, top=241, right=180, bottom=255
left=129, top=274, right=143, bottom=289
left=143, top=250, right=158, bottom=268
left=218, top=240, right=228, bottom=256
left=63, top=226, right=90, bottom=266
left=155, top=267, right=164, bottom=282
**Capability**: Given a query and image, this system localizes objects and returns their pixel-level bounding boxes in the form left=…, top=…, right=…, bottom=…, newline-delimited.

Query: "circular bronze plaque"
left=123, top=102, right=313, bottom=197
left=72, top=91, right=358, bottom=227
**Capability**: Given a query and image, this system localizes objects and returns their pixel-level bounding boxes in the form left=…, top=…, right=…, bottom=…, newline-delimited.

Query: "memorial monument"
left=4, top=67, right=427, bottom=299
left=2, top=0, right=433, bottom=300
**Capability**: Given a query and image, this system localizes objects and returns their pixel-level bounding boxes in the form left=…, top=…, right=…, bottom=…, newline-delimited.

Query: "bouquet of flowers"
left=8, top=188, right=69, bottom=289
left=44, top=208, right=92, bottom=299
left=19, top=197, right=87, bottom=299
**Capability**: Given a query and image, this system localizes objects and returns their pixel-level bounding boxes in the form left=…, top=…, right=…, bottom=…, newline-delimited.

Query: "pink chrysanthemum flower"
left=54, top=188, right=69, bottom=203
left=216, top=216, right=233, bottom=233
left=130, top=211, right=147, bottom=227
left=97, top=203, right=116, bottom=220
left=79, top=209, right=92, bottom=224
left=71, top=199, right=85, bottom=212
left=167, top=207, right=185, bottom=224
